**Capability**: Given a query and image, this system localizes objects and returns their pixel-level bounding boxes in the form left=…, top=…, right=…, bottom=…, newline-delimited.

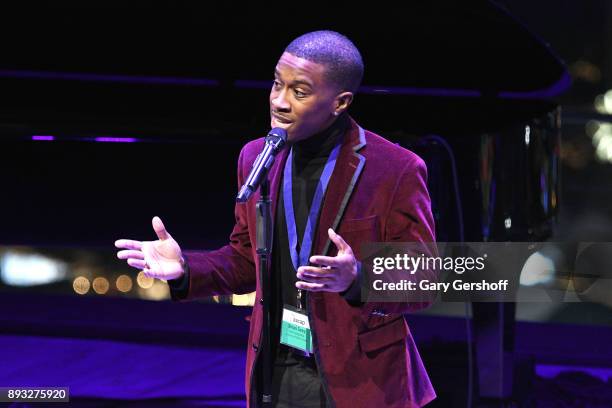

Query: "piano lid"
left=0, top=1, right=568, bottom=136
left=0, top=1, right=568, bottom=97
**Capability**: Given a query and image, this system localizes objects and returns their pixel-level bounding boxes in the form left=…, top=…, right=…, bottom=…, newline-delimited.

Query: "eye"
left=272, top=80, right=282, bottom=90
left=294, top=89, right=307, bottom=98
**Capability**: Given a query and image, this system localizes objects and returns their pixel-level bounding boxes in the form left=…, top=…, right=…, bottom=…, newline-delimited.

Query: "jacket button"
left=252, top=343, right=259, bottom=351
left=259, top=298, right=264, bottom=305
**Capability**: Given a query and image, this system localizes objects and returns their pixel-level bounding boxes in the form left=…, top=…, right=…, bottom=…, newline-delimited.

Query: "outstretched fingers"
left=309, top=255, right=342, bottom=268
left=328, top=228, right=350, bottom=253
left=152, top=216, right=169, bottom=241
left=298, top=265, right=334, bottom=278
left=117, top=250, right=144, bottom=260
left=115, top=239, right=143, bottom=250
left=295, top=281, right=326, bottom=291
left=127, top=258, right=147, bottom=269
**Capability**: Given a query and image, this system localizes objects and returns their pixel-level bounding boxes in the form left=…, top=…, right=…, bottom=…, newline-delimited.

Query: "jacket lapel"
left=314, top=118, right=367, bottom=257
left=265, top=118, right=367, bottom=259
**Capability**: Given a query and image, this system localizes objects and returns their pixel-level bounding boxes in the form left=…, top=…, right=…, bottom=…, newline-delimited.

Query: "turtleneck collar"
left=292, top=113, right=348, bottom=160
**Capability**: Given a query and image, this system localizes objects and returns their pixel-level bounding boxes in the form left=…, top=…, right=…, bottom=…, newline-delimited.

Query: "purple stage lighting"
left=0, top=70, right=219, bottom=87
left=93, top=137, right=138, bottom=143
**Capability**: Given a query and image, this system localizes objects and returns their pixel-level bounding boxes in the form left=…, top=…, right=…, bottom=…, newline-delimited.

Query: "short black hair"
left=284, top=30, right=364, bottom=93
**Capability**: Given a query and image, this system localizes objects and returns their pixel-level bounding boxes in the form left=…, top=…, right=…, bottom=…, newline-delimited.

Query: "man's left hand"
left=296, top=228, right=357, bottom=292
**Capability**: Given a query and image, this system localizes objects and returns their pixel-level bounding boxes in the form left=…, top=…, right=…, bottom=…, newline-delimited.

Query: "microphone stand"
left=256, top=176, right=273, bottom=407
left=236, top=127, right=286, bottom=407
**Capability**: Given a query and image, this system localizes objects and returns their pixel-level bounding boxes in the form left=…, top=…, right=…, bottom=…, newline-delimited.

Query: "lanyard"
left=283, top=141, right=341, bottom=307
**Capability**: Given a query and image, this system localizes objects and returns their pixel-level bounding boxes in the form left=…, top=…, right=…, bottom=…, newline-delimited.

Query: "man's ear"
left=334, top=91, right=354, bottom=116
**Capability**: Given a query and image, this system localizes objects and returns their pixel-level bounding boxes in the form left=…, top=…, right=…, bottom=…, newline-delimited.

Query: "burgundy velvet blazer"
left=176, top=118, right=437, bottom=407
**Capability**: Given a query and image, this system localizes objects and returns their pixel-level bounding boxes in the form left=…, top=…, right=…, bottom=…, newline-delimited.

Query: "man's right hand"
left=115, top=216, right=185, bottom=281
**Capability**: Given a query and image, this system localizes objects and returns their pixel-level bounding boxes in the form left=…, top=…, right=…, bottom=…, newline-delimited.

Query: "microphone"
left=236, top=128, right=288, bottom=202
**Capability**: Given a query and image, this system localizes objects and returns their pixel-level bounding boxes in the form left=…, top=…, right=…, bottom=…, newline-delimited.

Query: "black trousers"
left=270, top=347, right=328, bottom=408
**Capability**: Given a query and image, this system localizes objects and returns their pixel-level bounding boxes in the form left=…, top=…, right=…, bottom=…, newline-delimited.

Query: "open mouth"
left=271, top=114, right=293, bottom=129
left=271, top=113, right=292, bottom=124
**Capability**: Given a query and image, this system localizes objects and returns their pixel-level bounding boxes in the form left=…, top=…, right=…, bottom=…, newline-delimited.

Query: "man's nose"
left=271, top=89, right=290, bottom=112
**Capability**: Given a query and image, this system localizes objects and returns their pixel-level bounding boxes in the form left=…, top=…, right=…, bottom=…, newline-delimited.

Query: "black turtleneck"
left=271, top=114, right=349, bottom=401
left=265, top=114, right=347, bottom=407
left=270, top=114, right=348, bottom=361
left=289, top=115, right=347, bottom=257
left=171, top=113, right=348, bottom=405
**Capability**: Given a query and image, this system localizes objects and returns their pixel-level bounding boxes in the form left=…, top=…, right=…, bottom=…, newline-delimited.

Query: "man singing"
left=116, top=30, right=436, bottom=408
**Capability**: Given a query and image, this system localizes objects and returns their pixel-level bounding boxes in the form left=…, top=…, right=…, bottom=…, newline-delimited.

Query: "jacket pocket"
left=357, top=316, right=408, bottom=353
left=339, top=215, right=378, bottom=233
left=338, top=215, right=379, bottom=260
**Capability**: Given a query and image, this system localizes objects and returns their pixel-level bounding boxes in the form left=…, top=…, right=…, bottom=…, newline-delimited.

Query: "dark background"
left=0, top=2, right=610, bottom=311
left=0, top=1, right=587, bottom=250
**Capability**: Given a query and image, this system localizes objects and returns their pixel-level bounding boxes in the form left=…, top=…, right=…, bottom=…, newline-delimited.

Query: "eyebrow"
left=274, top=69, right=314, bottom=88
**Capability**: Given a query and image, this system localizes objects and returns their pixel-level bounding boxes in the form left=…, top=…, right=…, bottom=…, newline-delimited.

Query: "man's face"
left=270, top=52, right=342, bottom=143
